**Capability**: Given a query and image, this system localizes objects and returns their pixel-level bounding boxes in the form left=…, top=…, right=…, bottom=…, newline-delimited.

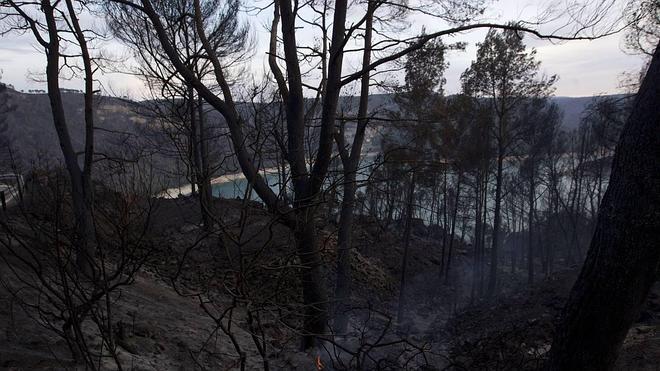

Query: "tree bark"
left=441, top=169, right=448, bottom=275
left=528, top=169, right=535, bottom=286
left=46, top=0, right=96, bottom=276
left=333, top=1, right=374, bottom=333
left=334, top=177, right=356, bottom=332
left=471, top=173, right=483, bottom=300
left=295, top=211, right=328, bottom=350
left=397, top=171, right=416, bottom=325
left=445, top=173, right=461, bottom=283
left=547, top=41, right=660, bottom=371
left=488, top=145, right=504, bottom=296
left=196, top=93, right=213, bottom=230
left=189, top=86, right=198, bottom=196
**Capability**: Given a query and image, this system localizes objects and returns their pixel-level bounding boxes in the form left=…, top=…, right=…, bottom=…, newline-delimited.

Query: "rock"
left=179, top=224, right=197, bottom=233
left=118, top=337, right=140, bottom=355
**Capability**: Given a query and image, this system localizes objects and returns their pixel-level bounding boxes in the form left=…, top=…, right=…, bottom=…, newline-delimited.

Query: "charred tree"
left=397, top=170, right=416, bottom=325
left=547, top=41, right=660, bottom=371
left=4, top=0, right=99, bottom=275
left=461, top=29, right=556, bottom=296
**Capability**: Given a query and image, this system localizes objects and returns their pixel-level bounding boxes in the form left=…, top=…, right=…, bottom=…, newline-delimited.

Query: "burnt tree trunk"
left=488, top=144, right=504, bottom=296
left=295, top=210, right=328, bottom=350
left=547, top=42, right=660, bottom=371
left=528, top=168, right=535, bottom=286
left=441, top=169, right=449, bottom=275
left=333, top=2, right=374, bottom=332
left=397, top=171, right=416, bottom=325
left=334, top=176, right=356, bottom=332
left=445, top=173, right=462, bottom=284
left=471, top=174, right=483, bottom=301
left=47, top=0, right=96, bottom=276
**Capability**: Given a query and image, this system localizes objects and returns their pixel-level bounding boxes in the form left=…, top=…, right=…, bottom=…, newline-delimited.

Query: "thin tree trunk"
left=479, top=172, right=489, bottom=296
left=334, top=177, right=356, bottom=331
left=471, top=174, right=482, bottom=301
left=445, top=173, right=461, bottom=284
left=488, top=146, right=504, bottom=296
left=189, top=87, right=198, bottom=196
left=528, top=169, right=535, bottom=286
left=8, top=147, right=23, bottom=202
left=441, top=169, right=448, bottom=274
left=197, top=94, right=213, bottom=230
left=397, top=171, right=416, bottom=324
left=510, top=194, right=518, bottom=274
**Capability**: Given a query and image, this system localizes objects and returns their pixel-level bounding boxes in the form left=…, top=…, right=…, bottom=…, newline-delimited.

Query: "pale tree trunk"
left=8, top=147, right=23, bottom=203
left=509, top=194, right=518, bottom=274
left=480, top=180, right=489, bottom=295
left=571, top=132, right=587, bottom=261
left=196, top=94, right=213, bottom=230
left=547, top=42, right=660, bottom=371
left=189, top=86, right=198, bottom=196
left=397, top=171, right=416, bottom=325
left=445, top=173, right=462, bottom=283
left=528, top=169, right=535, bottom=286
left=441, top=169, right=448, bottom=275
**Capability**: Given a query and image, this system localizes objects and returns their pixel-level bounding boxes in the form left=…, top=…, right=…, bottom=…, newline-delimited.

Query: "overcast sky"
left=0, top=0, right=647, bottom=98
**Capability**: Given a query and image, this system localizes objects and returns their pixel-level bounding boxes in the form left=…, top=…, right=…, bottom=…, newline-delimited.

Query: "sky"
left=0, top=0, right=647, bottom=98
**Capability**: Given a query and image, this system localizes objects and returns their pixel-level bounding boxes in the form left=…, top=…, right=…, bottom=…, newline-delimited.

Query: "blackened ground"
left=1, top=194, right=660, bottom=370
left=444, top=269, right=660, bottom=371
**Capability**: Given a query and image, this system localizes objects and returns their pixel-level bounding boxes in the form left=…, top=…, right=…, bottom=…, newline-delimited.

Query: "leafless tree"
left=0, top=158, right=157, bottom=369
left=1, top=0, right=102, bottom=275
left=104, top=0, right=623, bottom=349
left=461, top=28, right=557, bottom=296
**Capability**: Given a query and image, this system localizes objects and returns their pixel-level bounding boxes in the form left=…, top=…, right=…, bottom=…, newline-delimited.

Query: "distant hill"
left=551, top=95, right=622, bottom=130
left=342, top=93, right=623, bottom=131
left=0, top=88, right=623, bottom=169
left=2, top=89, right=148, bottom=166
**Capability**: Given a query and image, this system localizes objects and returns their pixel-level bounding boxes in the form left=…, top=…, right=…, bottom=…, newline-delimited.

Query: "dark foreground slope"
left=1, top=193, right=659, bottom=370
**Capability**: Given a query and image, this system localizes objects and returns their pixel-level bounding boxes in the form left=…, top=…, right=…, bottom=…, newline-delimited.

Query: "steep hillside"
left=2, top=89, right=148, bottom=165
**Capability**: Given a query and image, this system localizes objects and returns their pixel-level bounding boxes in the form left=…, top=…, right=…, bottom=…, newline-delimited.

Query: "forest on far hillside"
left=0, top=0, right=658, bottom=370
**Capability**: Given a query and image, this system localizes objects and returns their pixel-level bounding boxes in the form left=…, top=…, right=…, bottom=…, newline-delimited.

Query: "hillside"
left=2, top=193, right=658, bottom=370
left=1, top=88, right=618, bottom=168
left=2, top=89, right=148, bottom=166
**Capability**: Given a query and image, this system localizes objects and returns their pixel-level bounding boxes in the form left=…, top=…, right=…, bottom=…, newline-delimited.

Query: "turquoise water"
left=211, top=155, right=378, bottom=201
left=211, top=172, right=284, bottom=200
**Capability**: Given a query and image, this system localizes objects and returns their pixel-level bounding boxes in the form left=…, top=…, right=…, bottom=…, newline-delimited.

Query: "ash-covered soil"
left=2, top=195, right=660, bottom=370
left=444, top=270, right=660, bottom=371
